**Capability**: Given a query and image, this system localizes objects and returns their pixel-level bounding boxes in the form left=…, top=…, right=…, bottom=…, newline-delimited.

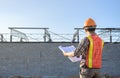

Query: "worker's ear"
left=84, top=29, right=88, bottom=32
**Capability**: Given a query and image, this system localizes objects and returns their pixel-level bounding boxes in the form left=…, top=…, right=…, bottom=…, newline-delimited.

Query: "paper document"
left=59, top=45, right=82, bottom=62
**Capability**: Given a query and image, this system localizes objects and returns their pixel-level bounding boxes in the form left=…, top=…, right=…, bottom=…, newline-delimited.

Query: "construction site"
left=0, top=27, right=120, bottom=78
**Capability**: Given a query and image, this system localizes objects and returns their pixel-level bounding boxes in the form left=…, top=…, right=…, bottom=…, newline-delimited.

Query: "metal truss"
left=72, top=28, right=120, bottom=43
left=8, top=27, right=52, bottom=42
left=0, top=27, right=120, bottom=43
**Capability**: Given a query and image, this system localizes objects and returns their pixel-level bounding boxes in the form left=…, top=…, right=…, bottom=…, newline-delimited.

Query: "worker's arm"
left=63, top=37, right=89, bottom=57
left=74, top=37, right=89, bottom=57
left=63, top=52, right=74, bottom=57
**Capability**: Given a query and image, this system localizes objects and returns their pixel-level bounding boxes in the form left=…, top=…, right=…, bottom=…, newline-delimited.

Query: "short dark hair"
left=84, top=26, right=96, bottom=32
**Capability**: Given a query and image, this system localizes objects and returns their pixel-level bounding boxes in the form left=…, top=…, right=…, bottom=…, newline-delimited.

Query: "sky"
left=0, top=0, right=120, bottom=34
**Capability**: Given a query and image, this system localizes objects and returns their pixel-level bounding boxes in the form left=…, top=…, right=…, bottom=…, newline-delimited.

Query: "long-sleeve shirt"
left=74, top=37, right=90, bottom=59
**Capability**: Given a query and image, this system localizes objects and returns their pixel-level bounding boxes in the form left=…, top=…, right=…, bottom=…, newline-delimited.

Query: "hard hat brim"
left=83, top=26, right=96, bottom=29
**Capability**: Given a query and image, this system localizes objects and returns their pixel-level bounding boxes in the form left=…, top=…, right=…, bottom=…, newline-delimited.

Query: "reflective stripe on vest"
left=86, top=35, right=104, bottom=68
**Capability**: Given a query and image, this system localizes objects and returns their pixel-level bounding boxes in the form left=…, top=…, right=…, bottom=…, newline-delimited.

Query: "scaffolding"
left=72, top=28, right=120, bottom=43
left=8, top=27, right=52, bottom=42
left=0, top=27, right=120, bottom=43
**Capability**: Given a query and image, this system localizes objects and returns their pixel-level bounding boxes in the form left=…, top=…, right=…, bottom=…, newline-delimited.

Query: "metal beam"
left=8, top=27, right=49, bottom=29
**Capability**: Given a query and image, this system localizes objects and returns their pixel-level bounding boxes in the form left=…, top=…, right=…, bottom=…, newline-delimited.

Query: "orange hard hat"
left=84, top=18, right=96, bottom=28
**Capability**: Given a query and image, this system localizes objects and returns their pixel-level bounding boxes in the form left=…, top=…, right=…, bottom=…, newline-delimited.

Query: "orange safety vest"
left=86, top=35, right=104, bottom=68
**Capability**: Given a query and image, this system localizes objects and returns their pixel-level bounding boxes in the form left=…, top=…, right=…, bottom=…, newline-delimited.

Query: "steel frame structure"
left=72, top=28, right=120, bottom=43
left=0, top=27, right=120, bottom=43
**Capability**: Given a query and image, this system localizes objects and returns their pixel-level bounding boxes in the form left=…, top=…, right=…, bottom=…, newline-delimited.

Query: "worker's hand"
left=63, top=52, right=74, bottom=57
left=63, top=52, right=68, bottom=57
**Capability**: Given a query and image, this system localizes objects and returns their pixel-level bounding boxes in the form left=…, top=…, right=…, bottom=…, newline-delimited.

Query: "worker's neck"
left=87, top=31, right=96, bottom=36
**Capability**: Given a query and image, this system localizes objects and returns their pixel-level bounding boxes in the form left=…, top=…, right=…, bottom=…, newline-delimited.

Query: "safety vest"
left=86, top=35, right=104, bottom=68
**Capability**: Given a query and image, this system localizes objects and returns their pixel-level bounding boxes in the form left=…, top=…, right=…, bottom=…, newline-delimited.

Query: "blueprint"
left=59, top=45, right=82, bottom=62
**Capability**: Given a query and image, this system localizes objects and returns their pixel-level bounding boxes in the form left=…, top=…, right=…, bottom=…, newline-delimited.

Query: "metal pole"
left=44, top=28, right=47, bottom=42
left=0, top=34, right=3, bottom=42
left=110, top=29, right=112, bottom=43
left=10, top=28, right=12, bottom=42
left=74, top=28, right=80, bottom=42
left=77, top=29, right=79, bottom=42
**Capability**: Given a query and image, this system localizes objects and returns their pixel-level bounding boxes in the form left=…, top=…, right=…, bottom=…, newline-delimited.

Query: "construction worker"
left=63, top=18, right=104, bottom=78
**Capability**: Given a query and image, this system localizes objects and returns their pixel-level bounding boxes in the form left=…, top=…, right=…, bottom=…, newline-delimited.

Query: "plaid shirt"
left=74, top=37, right=90, bottom=59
